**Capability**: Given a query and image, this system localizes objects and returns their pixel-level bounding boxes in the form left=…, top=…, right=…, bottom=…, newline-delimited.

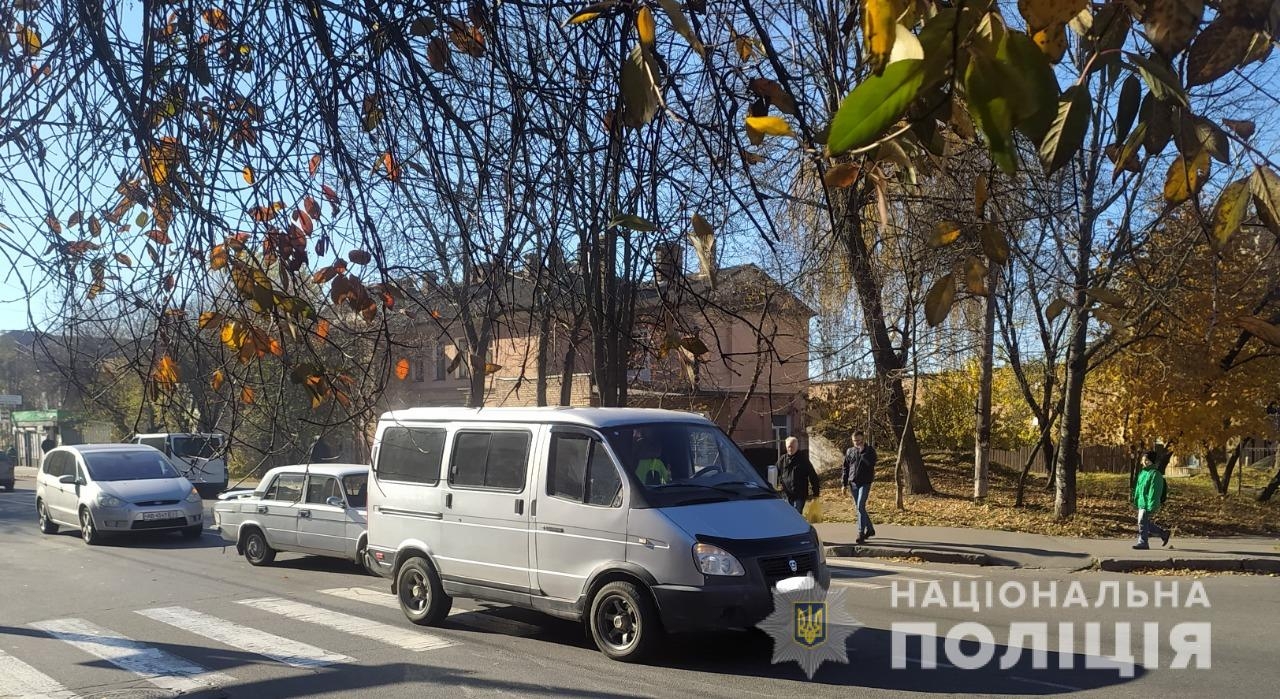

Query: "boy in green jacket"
left=1132, top=451, right=1171, bottom=550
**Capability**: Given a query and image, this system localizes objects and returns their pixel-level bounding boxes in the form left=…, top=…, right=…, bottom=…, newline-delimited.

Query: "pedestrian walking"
left=1132, top=450, right=1171, bottom=550
left=841, top=431, right=877, bottom=543
left=776, top=437, right=820, bottom=514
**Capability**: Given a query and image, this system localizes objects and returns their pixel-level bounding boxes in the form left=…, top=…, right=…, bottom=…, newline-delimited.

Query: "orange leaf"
left=115, top=253, right=133, bottom=267
left=146, top=229, right=172, bottom=245
left=152, top=354, right=180, bottom=387
left=249, top=204, right=279, bottom=221
left=265, top=335, right=283, bottom=356
left=312, top=266, right=337, bottom=284
left=242, top=166, right=254, bottom=184
left=210, top=244, right=229, bottom=270
left=394, top=357, right=410, bottom=380
left=211, top=369, right=224, bottom=391
left=315, top=318, right=330, bottom=339
left=380, top=151, right=400, bottom=181
left=202, top=8, right=230, bottom=30
left=67, top=211, right=83, bottom=227
left=46, top=214, right=61, bottom=234
left=240, top=386, right=255, bottom=404
left=308, top=154, right=321, bottom=176
left=303, top=195, right=321, bottom=221
left=294, top=209, right=314, bottom=235
left=198, top=311, right=221, bottom=329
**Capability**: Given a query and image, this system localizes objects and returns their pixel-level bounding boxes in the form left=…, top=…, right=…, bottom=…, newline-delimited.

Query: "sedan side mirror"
left=58, top=474, right=77, bottom=485
left=326, top=496, right=345, bottom=508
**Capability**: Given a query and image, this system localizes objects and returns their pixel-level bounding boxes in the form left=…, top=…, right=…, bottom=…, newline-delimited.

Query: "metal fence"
left=990, top=445, right=1132, bottom=474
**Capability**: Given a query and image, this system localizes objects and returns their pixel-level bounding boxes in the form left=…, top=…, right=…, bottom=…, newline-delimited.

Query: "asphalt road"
left=1, top=472, right=1276, bottom=698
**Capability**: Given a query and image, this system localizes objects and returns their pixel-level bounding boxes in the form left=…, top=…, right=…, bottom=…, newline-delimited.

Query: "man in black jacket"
left=777, top=437, right=820, bottom=513
left=841, top=431, right=877, bottom=543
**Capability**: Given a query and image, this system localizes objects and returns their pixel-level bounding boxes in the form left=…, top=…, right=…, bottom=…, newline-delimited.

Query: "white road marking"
left=1010, top=676, right=1085, bottom=691
left=28, top=618, right=232, bottom=694
left=826, top=558, right=982, bottom=578
left=319, top=586, right=398, bottom=610
left=319, top=586, right=539, bottom=636
left=237, top=597, right=454, bottom=652
left=828, top=578, right=888, bottom=590
left=136, top=606, right=351, bottom=668
left=0, top=648, right=78, bottom=699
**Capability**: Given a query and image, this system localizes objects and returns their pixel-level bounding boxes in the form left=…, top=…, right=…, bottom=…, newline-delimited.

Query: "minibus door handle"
left=256, top=506, right=268, bottom=514
left=514, top=499, right=524, bottom=515
left=445, top=493, right=452, bottom=509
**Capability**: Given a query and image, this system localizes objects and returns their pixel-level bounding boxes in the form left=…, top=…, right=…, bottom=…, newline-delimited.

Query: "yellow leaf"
left=924, top=273, right=956, bottom=326
left=745, top=121, right=764, bottom=146
left=974, top=175, right=989, bottom=217
left=1163, top=150, right=1210, bottom=204
left=198, top=311, right=221, bottom=329
left=220, top=321, right=240, bottom=349
left=152, top=354, right=180, bottom=387
left=862, top=0, right=900, bottom=75
left=965, top=257, right=989, bottom=295
left=1018, top=0, right=1088, bottom=30
left=735, top=34, right=753, bottom=61
left=1033, top=23, right=1068, bottom=63
left=637, top=6, right=656, bottom=47
left=211, top=370, right=224, bottom=391
left=928, top=220, right=962, bottom=247
left=17, top=25, right=42, bottom=57
left=484, top=362, right=503, bottom=374
left=744, top=115, right=793, bottom=137
left=242, top=166, right=254, bottom=184
left=210, top=244, right=229, bottom=270
left=568, top=12, right=600, bottom=25
left=979, top=223, right=1009, bottom=265
left=1046, top=297, right=1067, bottom=321
left=1209, top=177, right=1251, bottom=250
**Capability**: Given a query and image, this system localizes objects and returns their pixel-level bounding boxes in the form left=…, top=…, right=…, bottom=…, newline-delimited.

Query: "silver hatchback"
left=35, top=444, right=205, bottom=544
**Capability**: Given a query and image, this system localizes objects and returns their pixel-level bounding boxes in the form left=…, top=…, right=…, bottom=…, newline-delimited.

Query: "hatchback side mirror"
left=326, top=496, right=345, bottom=508
left=58, top=474, right=77, bottom=485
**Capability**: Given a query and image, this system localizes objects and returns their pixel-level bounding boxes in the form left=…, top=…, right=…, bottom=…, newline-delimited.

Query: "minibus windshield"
left=601, top=423, right=775, bottom=506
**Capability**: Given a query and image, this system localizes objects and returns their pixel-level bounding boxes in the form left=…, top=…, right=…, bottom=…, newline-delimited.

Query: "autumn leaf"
left=1223, top=119, right=1255, bottom=139
left=1251, top=166, right=1280, bottom=233
left=322, top=184, right=339, bottom=205
left=1086, top=287, right=1127, bottom=307
left=202, top=8, right=231, bottom=30
left=748, top=78, right=798, bottom=115
left=379, top=151, right=400, bottom=181
left=824, top=163, right=861, bottom=188
left=658, top=0, right=704, bottom=56
left=483, top=362, right=504, bottom=374
left=1032, top=23, right=1068, bottom=63
left=211, top=370, right=224, bottom=391
left=198, top=311, right=221, bottom=329
left=1142, top=0, right=1203, bottom=58
left=607, top=213, right=657, bottom=231
left=115, top=253, right=133, bottom=267
left=152, top=354, right=180, bottom=387
left=308, top=154, right=321, bottom=176
left=744, top=115, right=793, bottom=138
left=315, top=318, right=330, bottom=339
left=1046, top=298, right=1068, bottom=321
left=928, top=221, right=962, bottom=247
left=862, top=0, right=900, bottom=75
left=46, top=214, right=61, bottom=234
left=1162, top=149, right=1210, bottom=204
left=240, top=386, right=255, bottom=404
left=1209, top=177, right=1251, bottom=250
left=636, top=6, right=656, bottom=47
left=146, top=229, right=172, bottom=245
left=965, top=256, right=989, bottom=295
left=242, top=166, right=254, bottom=184
left=980, top=224, right=1010, bottom=265
left=395, top=357, right=411, bottom=380
left=427, top=37, right=451, bottom=71
left=974, top=175, right=989, bottom=217
left=924, top=273, right=956, bottom=326
left=17, top=25, right=42, bottom=56
left=349, top=249, right=372, bottom=265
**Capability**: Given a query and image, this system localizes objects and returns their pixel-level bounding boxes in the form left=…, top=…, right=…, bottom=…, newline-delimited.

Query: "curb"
left=824, top=544, right=990, bottom=566
left=1095, top=557, right=1280, bottom=574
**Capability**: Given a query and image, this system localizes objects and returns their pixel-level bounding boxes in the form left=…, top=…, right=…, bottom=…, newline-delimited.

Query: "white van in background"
left=131, top=433, right=228, bottom=498
left=365, top=407, right=828, bottom=662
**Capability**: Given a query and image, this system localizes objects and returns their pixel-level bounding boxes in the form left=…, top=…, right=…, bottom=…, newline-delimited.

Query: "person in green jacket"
left=1132, top=451, right=1171, bottom=550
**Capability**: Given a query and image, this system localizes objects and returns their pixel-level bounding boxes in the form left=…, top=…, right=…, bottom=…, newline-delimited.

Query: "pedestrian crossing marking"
left=137, top=606, right=351, bottom=668
left=28, top=617, right=232, bottom=694
left=0, top=647, right=77, bottom=699
left=237, top=597, right=454, bottom=651
left=318, top=586, right=540, bottom=636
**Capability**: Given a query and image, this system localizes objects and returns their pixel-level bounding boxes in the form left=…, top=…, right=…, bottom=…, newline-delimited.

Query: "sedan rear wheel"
left=244, top=529, right=275, bottom=565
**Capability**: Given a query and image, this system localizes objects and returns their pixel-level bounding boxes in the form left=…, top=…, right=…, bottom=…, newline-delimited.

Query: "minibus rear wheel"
left=397, top=556, right=451, bottom=625
left=588, top=581, right=660, bottom=662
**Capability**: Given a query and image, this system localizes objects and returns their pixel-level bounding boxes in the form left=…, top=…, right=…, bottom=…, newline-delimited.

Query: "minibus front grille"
left=759, top=551, right=817, bottom=585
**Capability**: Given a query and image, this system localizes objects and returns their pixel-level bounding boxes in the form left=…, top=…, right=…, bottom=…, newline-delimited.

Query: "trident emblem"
left=793, top=602, right=826, bottom=647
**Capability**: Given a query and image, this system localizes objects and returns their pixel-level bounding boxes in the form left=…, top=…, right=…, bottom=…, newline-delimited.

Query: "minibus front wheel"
left=397, top=556, right=451, bottom=625
left=588, top=581, right=660, bottom=662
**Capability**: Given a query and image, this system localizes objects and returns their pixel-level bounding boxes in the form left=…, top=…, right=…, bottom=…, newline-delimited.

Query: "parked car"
left=365, top=407, right=827, bottom=662
left=130, top=433, right=228, bottom=498
left=35, top=444, right=205, bottom=544
left=1, top=450, right=14, bottom=491
left=213, top=464, right=371, bottom=572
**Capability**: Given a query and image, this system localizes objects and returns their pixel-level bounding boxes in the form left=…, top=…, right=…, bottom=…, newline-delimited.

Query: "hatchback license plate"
left=142, top=511, right=179, bottom=521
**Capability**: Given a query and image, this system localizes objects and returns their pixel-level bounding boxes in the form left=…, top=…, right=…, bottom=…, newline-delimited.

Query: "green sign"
left=12, top=410, right=60, bottom=423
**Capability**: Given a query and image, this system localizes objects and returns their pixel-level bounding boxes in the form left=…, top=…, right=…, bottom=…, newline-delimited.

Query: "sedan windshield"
left=600, top=422, right=774, bottom=507
left=84, top=451, right=179, bottom=481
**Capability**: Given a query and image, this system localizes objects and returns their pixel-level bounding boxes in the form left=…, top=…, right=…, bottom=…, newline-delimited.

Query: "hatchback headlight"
left=96, top=493, right=126, bottom=508
left=693, top=542, right=745, bottom=576
left=185, top=488, right=203, bottom=503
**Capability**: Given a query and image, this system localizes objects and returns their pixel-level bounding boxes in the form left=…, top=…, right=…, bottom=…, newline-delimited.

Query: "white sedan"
left=214, top=464, right=371, bottom=572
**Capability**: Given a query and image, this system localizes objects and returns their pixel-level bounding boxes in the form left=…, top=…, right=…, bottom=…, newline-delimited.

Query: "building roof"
left=379, top=406, right=712, bottom=428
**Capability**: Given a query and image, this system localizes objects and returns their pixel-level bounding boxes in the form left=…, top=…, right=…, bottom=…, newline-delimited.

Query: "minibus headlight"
left=185, top=488, right=203, bottom=503
left=95, top=492, right=126, bottom=508
left=693, top=543, right=745, bottom=576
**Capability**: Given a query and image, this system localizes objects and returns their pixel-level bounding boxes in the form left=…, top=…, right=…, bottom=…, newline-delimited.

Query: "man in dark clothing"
left=777, top=437, right=821, bottom=513
left=841, top=431, right=877, bottom=543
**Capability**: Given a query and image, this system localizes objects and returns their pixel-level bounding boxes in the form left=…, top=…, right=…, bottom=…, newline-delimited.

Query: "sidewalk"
left=816, top=522, right=1280, bottom=574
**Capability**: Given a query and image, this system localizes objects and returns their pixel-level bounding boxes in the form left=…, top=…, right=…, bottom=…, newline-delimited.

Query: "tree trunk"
left=1205, top=446, right=1225, bottom=494
left=1014, top=437, right=1044, bottom=508
left=535, top=297, right=551, bottom=407
left=1219, top=442, right=1244, bottom=496
left=974, top=265, right=998, bottom=501
left=1259, top=466, right=1280, bottom=502
left=1053, top=301, right=1089, bottom=519
left=833, top=187, right=933, bottom=494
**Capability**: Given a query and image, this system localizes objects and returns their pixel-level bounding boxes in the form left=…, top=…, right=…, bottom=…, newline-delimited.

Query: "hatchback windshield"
left=84, top=450, right=179, bottom=481
left=600, top=422, right=773, bottom=507
left=171, top=436, right=223, bottom=459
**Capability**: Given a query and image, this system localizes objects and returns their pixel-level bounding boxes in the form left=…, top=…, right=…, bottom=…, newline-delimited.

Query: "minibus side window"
left=376, top=427, right=446, bottom=485
left=548, top=433, right=622, bottom=508
left=448, top=430, right=530, bottom=491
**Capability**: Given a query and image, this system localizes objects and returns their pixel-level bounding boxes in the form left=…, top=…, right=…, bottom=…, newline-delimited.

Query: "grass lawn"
left=814, top=451, right=1280, bottom=538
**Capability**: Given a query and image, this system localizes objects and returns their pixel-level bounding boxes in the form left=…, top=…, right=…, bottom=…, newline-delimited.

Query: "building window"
left=434, top=344, right=447, bottom=381
left=412, top=358, right=425, bottom=382
left=772, top=414, right=792, bottom=454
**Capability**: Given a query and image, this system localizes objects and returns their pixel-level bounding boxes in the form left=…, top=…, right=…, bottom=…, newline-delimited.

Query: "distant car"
left=213, top=464, right=371, bottom=572
left=1, top=451, right=14, bottom=491
left=35, top=444, right=205, bottom=544
left=131, top=433, right=229, bottom=499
